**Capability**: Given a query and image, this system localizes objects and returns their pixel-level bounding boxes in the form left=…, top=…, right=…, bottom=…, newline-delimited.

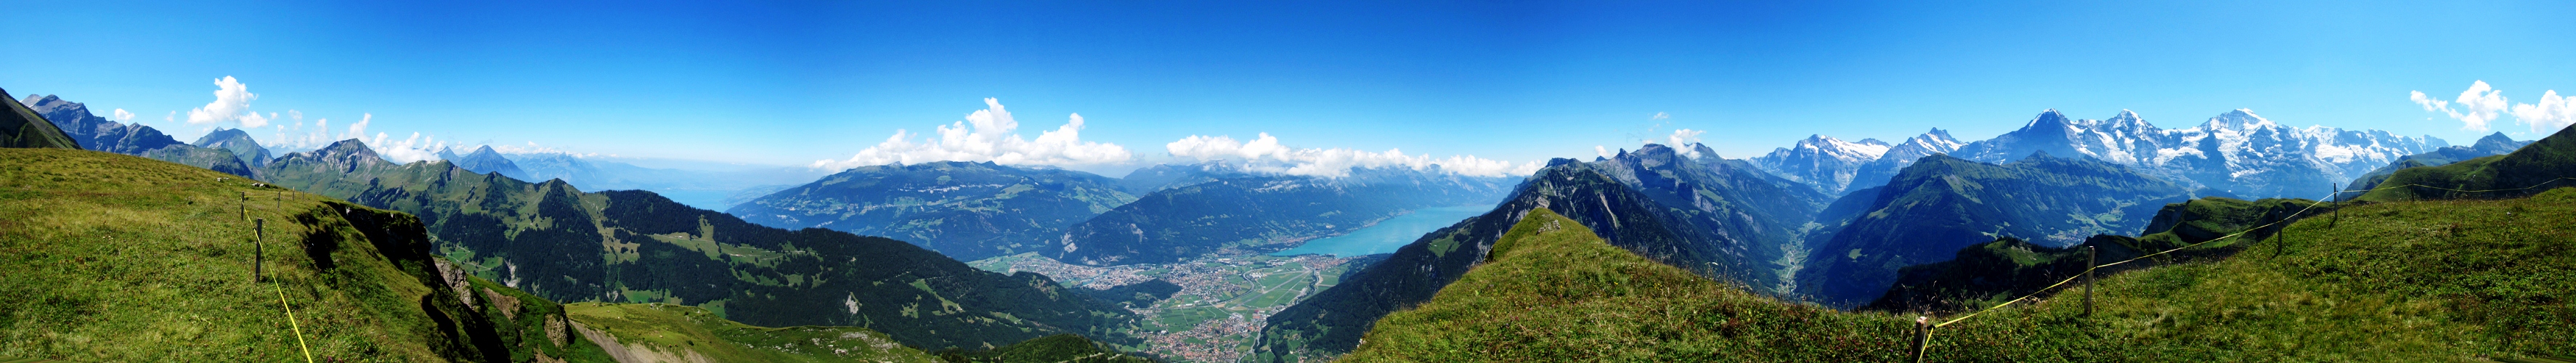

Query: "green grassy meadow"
left=0, top=148, right=610, bottom=362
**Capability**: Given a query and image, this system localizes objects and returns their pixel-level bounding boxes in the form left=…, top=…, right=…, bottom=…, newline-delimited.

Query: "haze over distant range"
left=7, top=1, right=2574, bottom=175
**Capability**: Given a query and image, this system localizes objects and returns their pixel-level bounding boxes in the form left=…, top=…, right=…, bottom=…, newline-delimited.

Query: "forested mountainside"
left=1796, top=152, right=2194, bottom=306
left=258, top=140, right=1139, bottom=351
left=729, top=160, right=1137, bottom=261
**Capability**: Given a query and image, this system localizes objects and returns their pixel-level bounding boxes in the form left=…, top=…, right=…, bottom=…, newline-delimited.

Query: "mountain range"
left=20, top=94, right=258, bottom=177
left=256, top=139, right=1139, bottom=351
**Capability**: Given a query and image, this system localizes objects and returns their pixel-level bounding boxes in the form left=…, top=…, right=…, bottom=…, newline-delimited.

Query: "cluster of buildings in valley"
left=983, top=252, right=1365, bottom=362
left=1141, top=311, right=1266, bottom=362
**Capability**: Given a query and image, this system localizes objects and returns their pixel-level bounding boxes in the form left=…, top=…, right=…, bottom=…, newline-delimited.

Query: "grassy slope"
left=564, top=302, right=938, bottom=362
left=0, top=148, right=611, bottom=362
left=1927, top=187, right=2573, bottom=360
left=0, top=90, right=80, bottom=150
left=1346, top=208, right=1909, bottom=362
left=1348, top=191, right=2575, bottom=361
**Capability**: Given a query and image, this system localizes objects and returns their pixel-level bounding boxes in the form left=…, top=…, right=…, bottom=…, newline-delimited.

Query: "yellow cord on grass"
left=274, top=277, right=316, bottom=363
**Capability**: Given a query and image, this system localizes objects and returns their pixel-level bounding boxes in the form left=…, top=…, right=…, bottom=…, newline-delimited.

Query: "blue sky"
left=6, top=0, right=2572, bottom=175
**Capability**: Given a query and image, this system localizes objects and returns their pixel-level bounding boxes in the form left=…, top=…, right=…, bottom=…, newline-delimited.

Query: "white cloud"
left=1596, top=145, right=1614, bottom=159
left=112, top=109, right=134, bottom=123
left=812, top=98, right=1134, bottom=171
left=2452, top=81, right=2511, bottom=131
left=2417, top=81, right=2576, bottom=134
left=1665, top=129, right=1703, bottom=147
left=1163, top=133, right=1540, bottom=177
left=346, top=113, right=371, bottom=140
left=2410, top=91, right=2448, bottom=112
left=164, top=110, right=175, bottom=123
left=1650, top=112, right=1670, bottom=121
left=369, top=131, right=448, bottom=163
left=2511, top=90, right=2575, bottom=134
left=184, top=76, right=270, bottom=128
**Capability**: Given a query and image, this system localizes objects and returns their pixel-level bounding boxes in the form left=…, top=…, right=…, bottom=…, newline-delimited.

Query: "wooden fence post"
left=2084, top=245, right=2094, bottom=317
left=1910, top=316, right=1930, bottom=363
left=254, top=218, right=265, bottom=283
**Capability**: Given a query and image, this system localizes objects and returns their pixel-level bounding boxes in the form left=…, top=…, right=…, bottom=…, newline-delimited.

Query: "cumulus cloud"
left=346, top=113, right=371, bottom=139
left=1596, top=145, right=1614, bottom=159
left=811, top=98, right=1134, bottom=171
left=369, top=131, right=448, bottom=163
left=2410, top=91, right=2448, bottom=112
left=2415, top=81, right=2576, bottom=133
left=2511, top=90, right=2575, bottom=134
left=185, top=76, right=270, bottom=128
left=1665, top=129, right=1704, bottom=147
left=1163, top=133, right=1542, bottom=178
left=112, top=109, right=134, bottom=123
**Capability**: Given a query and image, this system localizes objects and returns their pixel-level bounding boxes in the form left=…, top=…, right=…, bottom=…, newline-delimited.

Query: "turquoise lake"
left=1271, top=205, right=1493, bottom=257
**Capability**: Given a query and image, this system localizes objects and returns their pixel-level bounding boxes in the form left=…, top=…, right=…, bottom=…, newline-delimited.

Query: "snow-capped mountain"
left=1845, top=129, right=1966, bottom=194
left=1751, top=135, right=1892, bottom=194
left=1947, top=109, right=2447, bottom=199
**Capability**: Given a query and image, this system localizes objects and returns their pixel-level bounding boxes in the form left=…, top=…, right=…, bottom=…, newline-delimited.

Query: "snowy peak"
left=1787, top=134, right=1893, bottom=161
left=2202, top=108, right=2276, bottom=130
left=1895, top=128, right=1964, bottom=154
left=2023, top=109, right=2075, bottom=130
left=1753, top=135, right=1896, bottom=194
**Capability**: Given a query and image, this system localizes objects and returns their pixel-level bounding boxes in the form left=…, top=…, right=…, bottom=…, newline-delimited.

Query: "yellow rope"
left=1929, top=176, right=2576, bottom=328
left=273, top=277, right=317, bottom=363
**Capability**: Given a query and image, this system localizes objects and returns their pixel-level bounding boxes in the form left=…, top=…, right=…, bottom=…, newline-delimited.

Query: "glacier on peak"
left=1945, top=108, right=2443, bottom=199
